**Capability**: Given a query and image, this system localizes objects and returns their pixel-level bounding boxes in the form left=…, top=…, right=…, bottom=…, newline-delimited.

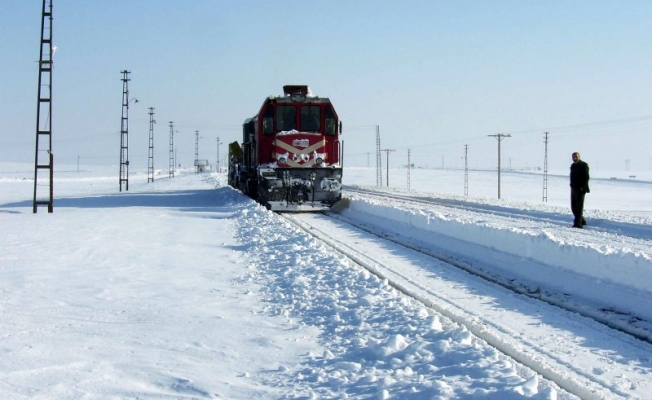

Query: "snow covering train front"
left=228, top=85, right=343, bottom=212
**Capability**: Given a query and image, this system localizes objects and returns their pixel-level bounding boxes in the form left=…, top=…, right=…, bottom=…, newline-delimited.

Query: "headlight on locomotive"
left=278, top=157, right=287, bottom=165
left=315, top=157, right=323, bottom=165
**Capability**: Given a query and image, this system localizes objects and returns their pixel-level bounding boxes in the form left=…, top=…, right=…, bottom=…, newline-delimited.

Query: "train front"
left=255, top=85, right=343, bottom=212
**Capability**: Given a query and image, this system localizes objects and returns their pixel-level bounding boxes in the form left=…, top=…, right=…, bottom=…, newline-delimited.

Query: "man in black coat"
left=570, top=152, right=590, bottom=228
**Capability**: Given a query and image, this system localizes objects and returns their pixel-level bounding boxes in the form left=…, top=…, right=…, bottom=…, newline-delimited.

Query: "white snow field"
left=1, top=162, right=652, bottom=399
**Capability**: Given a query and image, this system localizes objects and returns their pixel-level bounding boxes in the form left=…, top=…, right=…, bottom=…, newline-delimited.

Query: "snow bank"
left=341, top=193, right=652, bottom=325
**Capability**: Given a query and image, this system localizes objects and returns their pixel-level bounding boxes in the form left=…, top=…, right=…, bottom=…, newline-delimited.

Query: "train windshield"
left=300, top=106, right=320, bottom=132
left=325, top=105, right=337, bottom=135
left=276, top=106, right=296, bottom=131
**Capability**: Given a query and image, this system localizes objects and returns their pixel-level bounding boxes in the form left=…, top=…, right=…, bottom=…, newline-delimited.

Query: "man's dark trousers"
left=571, top=188, right=586, bottom=227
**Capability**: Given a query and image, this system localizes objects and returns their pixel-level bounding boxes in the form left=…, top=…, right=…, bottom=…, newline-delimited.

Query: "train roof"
left=244, top=85, right=334, bottom=123
left=267, top=85, right=331, bottom=103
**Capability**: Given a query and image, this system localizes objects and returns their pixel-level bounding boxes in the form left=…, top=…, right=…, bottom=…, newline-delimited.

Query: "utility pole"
left=488, top=133, right=511, bottom=199
left=216, top=136, right=222, bottom=172
left=194, top=130, right=199, bottom=174
left=375, top=125, right=382, bottom=186
left=407, top=149, right=411, bottom=190
left=119, top=70, right=130, bottom=191
left=542, top=132, right=549, bottom=202
left=464, top=144, right=469, bottom=197
left=168, top=121, right=175, bottom=178
left=147, top=107, right=155, bottom=183
left=32, top=0, right=54, bottom=213
left=119, top=70, right=137, bottom=191
left=381, top=149, right=395, bottom=187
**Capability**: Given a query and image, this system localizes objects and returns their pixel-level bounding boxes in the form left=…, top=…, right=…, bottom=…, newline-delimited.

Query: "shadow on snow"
left=0, top=186, right=249, bottom=211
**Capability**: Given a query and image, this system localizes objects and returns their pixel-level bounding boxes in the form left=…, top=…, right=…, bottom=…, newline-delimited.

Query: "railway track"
left=280, top=209, right=652, bottom=400
left=344, top=186, right=652, bottom=240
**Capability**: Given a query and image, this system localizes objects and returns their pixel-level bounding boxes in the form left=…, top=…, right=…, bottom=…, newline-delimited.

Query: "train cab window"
left=276, top=106, right=296, bottom=131
left=300, top=106, right=320, bottom=132
left=243, top=119, right=255, bottom=143
left=324, top=105, right=337, bottom=135
left=262, top=105, right=274, bottom=135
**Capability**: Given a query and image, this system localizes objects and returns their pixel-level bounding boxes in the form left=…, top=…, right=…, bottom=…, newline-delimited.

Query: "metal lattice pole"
left=194, top=130, right=200, bottom=174
left=542, top=132, right=549, bottom=202
left=376, top=125, right=382, bottom=186
left=119, top=70, right=131, bottom=191
left=147, top=107, right=155, bottom=183
left=33, top=0, right=54, bottom=213
left=407, top=149, right=411, bottom=190
left=168, top=121, right=175, bottom=178
left=464, top=144, right=469, bottom=197
left=216, top=136, right=222, bottom=173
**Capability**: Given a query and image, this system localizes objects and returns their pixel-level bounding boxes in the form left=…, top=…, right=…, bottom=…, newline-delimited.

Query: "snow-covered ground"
left=343, top=167, right=652, bottom=332
left=1, top=162, right=652, bottom=399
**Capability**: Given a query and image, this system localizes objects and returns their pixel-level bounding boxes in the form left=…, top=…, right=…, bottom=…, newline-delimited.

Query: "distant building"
left=195, top=159, right=210, bottom=173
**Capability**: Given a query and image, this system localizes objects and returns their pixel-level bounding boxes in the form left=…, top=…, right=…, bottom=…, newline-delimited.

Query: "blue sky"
left=2, top=1, right=652, bottom=172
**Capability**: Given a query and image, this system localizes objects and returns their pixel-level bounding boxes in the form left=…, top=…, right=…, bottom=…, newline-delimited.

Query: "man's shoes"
left=581, top=219, right=587, bottom=226
left=572, top=224, right=583, bottom=229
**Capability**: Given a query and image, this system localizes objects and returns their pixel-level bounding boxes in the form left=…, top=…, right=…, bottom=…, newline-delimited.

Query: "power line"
left=505, top=114, right=652, bottom=136
left=348, top=114, right=652, bottom=156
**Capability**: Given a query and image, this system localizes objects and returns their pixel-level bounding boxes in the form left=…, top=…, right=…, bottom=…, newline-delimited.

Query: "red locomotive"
left=228, top=85, right=343, bottom=211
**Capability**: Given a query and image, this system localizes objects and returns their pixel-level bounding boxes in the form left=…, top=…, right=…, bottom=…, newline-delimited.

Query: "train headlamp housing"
left=278, top=157, right=287, bottom=165
left=315, top=157, right=323, bottom=165
left=290, top=94, right=306, bottom=102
